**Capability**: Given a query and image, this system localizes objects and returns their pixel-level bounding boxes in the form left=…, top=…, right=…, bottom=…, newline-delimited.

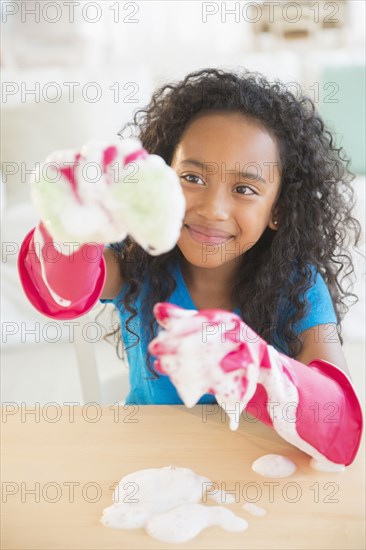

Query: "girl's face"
left=171, top=111, right=282, bottom=270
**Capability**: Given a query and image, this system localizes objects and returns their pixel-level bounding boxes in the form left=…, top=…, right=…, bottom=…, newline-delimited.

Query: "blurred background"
left=1, top=0, right=365, bottom=405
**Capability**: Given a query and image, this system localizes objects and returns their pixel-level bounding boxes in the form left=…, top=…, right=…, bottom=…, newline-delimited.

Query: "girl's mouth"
left=184, top=225, right=234, bottom=245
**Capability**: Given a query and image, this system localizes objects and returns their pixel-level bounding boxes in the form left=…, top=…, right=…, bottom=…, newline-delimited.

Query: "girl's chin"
left=176, top=242, right=235, bottom=269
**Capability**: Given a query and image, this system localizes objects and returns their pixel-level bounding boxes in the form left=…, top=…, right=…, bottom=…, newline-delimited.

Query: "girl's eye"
left=181, top=174, right=204, bottom=185
left=181, top=175, right=257, bottom=195
left=235, top=185, right=257, bottom=196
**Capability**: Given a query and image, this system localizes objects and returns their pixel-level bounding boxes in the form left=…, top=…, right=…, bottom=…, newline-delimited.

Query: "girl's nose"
left=194, top=186, right=230, bottom=221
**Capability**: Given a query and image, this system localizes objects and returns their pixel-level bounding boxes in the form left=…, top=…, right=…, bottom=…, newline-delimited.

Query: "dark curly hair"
left=99, top=67, right=362, bottom=378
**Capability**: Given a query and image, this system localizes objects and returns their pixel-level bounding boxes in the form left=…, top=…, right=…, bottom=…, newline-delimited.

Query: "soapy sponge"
left=30, top=138, right=185, bottom=255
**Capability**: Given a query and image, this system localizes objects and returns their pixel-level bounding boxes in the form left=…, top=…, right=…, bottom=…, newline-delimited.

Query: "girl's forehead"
left=173, top=112, right=281, bottom=177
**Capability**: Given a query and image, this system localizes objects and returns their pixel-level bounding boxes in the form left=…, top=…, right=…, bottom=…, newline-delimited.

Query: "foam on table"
left=252, top=454, right=297, bottom=478
left=101, top=466, right=248, bottom=543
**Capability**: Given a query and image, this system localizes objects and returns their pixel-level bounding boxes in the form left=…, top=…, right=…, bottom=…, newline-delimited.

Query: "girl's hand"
left=148, top=302, right=262, bottom=409
left=30, top=139, right=185, bottom=255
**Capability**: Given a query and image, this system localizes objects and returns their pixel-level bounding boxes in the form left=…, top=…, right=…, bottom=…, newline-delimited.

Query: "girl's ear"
left=269, top=213, right=279, bottom=231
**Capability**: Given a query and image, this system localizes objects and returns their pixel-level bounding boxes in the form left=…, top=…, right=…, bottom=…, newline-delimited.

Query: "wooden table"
left=1, top=405, right=365, bottom=549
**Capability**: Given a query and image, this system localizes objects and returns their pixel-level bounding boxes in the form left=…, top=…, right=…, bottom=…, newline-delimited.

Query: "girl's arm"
left=295, top=324, right=352, bottom=378
left=101, top=247, right=124, bottom=300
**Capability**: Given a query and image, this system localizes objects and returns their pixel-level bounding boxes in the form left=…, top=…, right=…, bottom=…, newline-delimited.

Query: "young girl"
left=18, top=68, right=363, bottom=466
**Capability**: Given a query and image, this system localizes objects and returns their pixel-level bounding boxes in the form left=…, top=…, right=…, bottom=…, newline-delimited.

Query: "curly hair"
left=100, top=67, right=362, bottom=377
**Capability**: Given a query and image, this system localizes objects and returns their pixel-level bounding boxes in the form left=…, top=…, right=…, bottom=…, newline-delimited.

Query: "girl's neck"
left=179, top=255, right=239, bottom=297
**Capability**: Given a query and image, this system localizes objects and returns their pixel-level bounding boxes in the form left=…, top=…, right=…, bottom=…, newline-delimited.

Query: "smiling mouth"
left=184, top=225, right=234, bottom=245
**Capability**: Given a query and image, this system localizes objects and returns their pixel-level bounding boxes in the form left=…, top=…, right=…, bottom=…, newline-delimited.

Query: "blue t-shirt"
left=100, top=253, right=337, bottom=405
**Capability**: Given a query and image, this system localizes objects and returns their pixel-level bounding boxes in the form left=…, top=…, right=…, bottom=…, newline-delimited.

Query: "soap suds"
left=252, top=454, right=297, bottom=478
left=101, top=466, right=247, bottom=543
left=207, top=487, right=236, bottom=504
left=30, top=139, right=185, bottom=255
left=309, top=458, right=346, bottom=472
left=242, top=502, right=267, bottom=516
left=145, top=503, right=248, bottom=543
left=101, top=466, right=210, bottom=529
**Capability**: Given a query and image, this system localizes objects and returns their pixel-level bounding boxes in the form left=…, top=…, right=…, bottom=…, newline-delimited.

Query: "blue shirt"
left=100, top=253, right=337, bottom=405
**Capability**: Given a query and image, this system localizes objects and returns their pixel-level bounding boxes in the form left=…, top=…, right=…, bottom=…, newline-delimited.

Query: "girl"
left=18, top=68, right=363, bottom=466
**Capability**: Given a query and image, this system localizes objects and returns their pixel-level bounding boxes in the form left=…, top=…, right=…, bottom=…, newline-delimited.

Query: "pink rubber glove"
left=148, top=303, right=363, bottom=467
left=18, top=222, right=106, bottom=319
